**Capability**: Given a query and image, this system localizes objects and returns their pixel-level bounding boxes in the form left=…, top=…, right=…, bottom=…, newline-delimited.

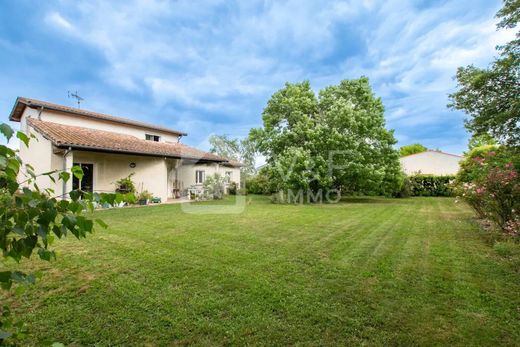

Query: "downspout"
left=37, top=106, right=44, bottom=120
left=62, top=147, right=72, bottom=198
left=25, top=106, right=44, bottom=132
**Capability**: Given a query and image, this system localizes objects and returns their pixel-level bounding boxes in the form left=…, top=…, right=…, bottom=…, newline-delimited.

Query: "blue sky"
left=0, top=0, right=514, bottom=155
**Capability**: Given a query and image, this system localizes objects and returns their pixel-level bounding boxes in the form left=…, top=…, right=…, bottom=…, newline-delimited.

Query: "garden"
left=1, top=195, right=520, bottom=345
left=1, top=1, right=519, bottom=344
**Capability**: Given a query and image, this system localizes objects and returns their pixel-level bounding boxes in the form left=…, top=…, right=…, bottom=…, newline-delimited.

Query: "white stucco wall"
left=400, top=151, right=462, bottom=176
left=176, top=162, right=241, bottom=191
left=18, top=127, right=64, bottom=195
left=73, top=151, right=169, bottom=201
left=22, top=107, right=180, bottom=143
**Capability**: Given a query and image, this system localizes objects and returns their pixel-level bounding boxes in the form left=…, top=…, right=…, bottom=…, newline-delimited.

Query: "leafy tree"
left=399, top=144, right=428, bottom=157
left=467, top=133, right=498, bottom=151
left=249, top=78, right=402, bottom=199
left=0, top=124, right=113, bottom=344
left=449, top=0, right=520, bottom=147
left=209, top=134, right=256, bottom=175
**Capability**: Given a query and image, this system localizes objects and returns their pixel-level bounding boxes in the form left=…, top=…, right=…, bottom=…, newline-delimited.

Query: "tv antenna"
left=68, top=91, right=84, bottom=108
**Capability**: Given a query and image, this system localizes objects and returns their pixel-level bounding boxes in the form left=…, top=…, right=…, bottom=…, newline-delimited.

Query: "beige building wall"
left=73, top=151, right=169, bottom=201
left=400, top=151, right=462, bottom=176
left=18, top=128, right=64, bottom=195
left=176, top=162, right=241, bottom=191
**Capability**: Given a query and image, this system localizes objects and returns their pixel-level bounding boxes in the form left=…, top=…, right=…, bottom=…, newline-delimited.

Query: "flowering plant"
left=455, top=153, right=520, bottom=236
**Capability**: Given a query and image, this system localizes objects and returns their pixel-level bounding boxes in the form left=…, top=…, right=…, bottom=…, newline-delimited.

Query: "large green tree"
left=467, top=133, right=498, bottom=151
left=399, top=144, right=428, bottom=157
left=449, top=0, right=520, bottom=147
left=249, top=78, right=402, bottom=200
left=208, top=134, right=256, bottom=175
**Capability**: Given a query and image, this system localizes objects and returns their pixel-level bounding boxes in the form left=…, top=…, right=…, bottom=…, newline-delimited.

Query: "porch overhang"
left=53, top=144, right=227, bottom=164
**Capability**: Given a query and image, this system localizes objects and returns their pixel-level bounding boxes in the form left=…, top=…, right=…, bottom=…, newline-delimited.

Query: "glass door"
left=72, top=163, right=94, bottom=192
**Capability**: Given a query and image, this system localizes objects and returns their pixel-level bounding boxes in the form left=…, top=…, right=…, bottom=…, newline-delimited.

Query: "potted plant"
left=115, top=173, right=136, bottom=194
left=138, top=190, right=153, bottom=205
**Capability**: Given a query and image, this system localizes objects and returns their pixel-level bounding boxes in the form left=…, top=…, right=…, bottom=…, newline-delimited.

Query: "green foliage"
left=209, top=135, right=256, bottom=175
left=246, top=171, right=272, bottom=195
left=394, top=176, right=412, bottom=198
left=227, top=181, right=238, bottom=195
left=408, top=175, right=455, bottom=197
left=203, top=173, right=225, bottom=200
left=121, top=192, right=137, bottom=205
left=0, top=123, right=112, bottom=344
left=467, top=133, right=498, bottom=151
left=457, top=145, right=519, bottom=183
left=115, top=173, right=136, bottom=194
left=137, top=190, right=153, bottom=201
left=454, top=145, right=520, bottom=235
left=449, top=0, right=520, bottom=147
left=399, top=144, right=427, bottom=157
left=249, top=78, right=402, bottom=199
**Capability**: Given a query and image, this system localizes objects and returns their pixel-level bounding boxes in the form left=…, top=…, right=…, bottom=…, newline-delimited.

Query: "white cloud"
left=45, top=12, right=74, bottom=31
left=36, top=0, right=511, bottom=153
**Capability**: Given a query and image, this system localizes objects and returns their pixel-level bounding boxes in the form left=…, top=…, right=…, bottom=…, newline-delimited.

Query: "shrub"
left=203, top=173, right=225, bottom=200
left=454, top=146, right=520, bottom=236
left=394, top=176, right=412, bottom=198
left=228, top=181, right=238, bottom=195
left=123, top=192, right=137, bottom=204
left=246, top=173, right=271, bottom=194
left=409, top=175, right=455, bottom=197
left=457, top=145, right=520, bottom=183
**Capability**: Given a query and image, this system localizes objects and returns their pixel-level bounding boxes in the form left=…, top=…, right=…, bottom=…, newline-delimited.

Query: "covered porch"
left=55, top=148, right=228, bottom=202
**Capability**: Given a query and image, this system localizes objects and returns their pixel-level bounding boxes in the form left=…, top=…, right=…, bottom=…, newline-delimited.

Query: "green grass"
left=2, top=196, right=520, bottom=346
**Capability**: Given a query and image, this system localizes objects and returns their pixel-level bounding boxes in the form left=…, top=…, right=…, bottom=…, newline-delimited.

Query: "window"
left=195, top=170, right=205, bottom=184
left=225, top=171, right=232, bottom=182
left=145, top=134, right=160, bottom=142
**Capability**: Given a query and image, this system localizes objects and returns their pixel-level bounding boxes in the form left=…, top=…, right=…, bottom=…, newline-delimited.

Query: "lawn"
left=2, top=196, right=520, bottom=346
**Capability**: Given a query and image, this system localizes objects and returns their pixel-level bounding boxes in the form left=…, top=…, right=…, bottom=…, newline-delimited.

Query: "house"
left=399, top=150, right=462, bottom=176
left=9, top=97, right=241, bottom=201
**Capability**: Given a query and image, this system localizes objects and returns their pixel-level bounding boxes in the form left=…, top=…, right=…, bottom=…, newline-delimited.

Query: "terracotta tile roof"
left=27, top=119, right=225, bottom=162
left=9, top=97, right=187, bottom=136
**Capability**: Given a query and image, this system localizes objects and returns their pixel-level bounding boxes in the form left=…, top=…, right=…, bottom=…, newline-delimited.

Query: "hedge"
left=409, top=175, right=455, bottom=197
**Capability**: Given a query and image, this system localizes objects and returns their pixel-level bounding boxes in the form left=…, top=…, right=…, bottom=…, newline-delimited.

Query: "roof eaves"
left=55, top=143, right=227, bottom=162
left=400, top=150, right=463, bottom=158
left=8, top=97, right=26, bottom=121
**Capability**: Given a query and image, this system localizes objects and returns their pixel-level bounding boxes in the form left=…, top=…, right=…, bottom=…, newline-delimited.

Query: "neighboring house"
left=9, top=97, right=241, bottom=201
left=400, top=150, right=462, bottom=176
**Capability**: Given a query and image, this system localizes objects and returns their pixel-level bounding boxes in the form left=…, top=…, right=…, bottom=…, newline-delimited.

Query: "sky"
left=0, top=0, right=514, bottom=155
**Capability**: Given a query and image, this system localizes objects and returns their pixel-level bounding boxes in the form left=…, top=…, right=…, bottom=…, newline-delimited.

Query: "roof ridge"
left=401, top=149, right=463, bottom=158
